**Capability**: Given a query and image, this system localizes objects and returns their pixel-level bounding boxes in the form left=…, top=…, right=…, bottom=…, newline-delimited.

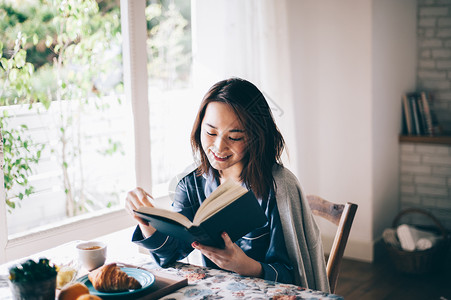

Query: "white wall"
left=372, top=0, right=417, bottom=243
left=287, top=0, right=416, bottom=261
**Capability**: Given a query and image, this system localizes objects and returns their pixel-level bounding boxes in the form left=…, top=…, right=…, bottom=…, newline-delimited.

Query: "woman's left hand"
left=191, top=232, right=263, bottom=278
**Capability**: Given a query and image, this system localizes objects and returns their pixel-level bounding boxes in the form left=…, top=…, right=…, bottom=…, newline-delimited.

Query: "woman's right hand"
left=125, top=187, right=157, bottom=237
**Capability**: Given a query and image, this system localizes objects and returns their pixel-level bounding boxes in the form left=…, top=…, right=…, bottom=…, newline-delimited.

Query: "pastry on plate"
left=88, top=263, right=141, bottom=292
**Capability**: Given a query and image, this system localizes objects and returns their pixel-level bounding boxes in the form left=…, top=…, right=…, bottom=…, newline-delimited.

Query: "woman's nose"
left=214, top=135, right=228, bottom=151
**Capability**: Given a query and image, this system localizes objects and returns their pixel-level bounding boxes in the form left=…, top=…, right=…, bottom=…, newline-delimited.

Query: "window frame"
left=0, top=0, right=150, bottom=263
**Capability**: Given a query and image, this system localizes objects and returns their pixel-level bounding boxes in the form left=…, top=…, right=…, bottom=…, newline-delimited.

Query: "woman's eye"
left=229, top=137, right=244, bottom=141
left=206, top=131, right=216, bottom=136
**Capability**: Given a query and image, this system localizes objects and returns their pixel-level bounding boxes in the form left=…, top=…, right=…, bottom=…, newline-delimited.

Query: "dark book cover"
left=409, top=96, right=421, bottom=135
left=134, top=190, right=267, bottom=248
left=420, top=92, right=435, bottom=136
left=401, top=101, right=408, bottom=135
left=415, top=94, right=428, bottom=136
left=402, top=94, right=413, bottom=135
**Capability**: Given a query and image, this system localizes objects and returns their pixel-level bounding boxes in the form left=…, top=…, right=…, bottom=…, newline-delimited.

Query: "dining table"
left=0, top=227, right=344, bottom=299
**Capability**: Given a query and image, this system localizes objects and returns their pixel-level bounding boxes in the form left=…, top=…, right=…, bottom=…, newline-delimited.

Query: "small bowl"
left=56, top=261, right=80, bottom=289
left=76, top=241, right=107, bottom=271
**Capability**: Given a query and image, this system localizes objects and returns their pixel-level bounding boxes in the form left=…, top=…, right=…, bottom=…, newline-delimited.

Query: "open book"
left=133, top=180, right=267, bottom=248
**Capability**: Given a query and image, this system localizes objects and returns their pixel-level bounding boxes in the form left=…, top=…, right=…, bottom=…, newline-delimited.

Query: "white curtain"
left=192, top=0, right=299, bottom=176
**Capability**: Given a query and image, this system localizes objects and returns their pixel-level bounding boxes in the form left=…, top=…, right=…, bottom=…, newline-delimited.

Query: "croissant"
left=88, top=263, right=142, bottom=292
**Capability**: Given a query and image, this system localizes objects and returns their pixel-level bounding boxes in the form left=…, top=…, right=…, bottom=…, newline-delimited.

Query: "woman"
left=125, top=78, right=329, bottom=292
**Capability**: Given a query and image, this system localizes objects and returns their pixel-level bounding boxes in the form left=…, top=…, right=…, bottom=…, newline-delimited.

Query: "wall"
left=398, top=0, right=451, bottom=231
left=400, top=142, right=451, bottom=229
left=398, top=0, right=451, bottom=232
left=372, top=0, right=417, bottom=245
left=417, top=0, right=451, bottom=133
left=287, top=0, right=416, bottom=261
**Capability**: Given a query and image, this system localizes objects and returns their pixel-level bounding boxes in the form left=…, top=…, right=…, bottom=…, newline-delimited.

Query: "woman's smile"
left=210, top=149, right=232, bottom=161
left=200, top=101, right=247, bottom=180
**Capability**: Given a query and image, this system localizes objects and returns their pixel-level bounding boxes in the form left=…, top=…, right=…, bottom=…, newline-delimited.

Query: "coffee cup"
left=76, top=241, right=107, bottom=271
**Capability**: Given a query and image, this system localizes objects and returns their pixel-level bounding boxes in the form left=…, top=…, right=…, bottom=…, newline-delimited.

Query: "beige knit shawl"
left=273, top=166, right=330, bottom=293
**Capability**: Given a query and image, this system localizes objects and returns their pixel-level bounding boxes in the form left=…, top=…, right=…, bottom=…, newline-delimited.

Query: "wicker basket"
left=384, top=208, right=450, bottom=274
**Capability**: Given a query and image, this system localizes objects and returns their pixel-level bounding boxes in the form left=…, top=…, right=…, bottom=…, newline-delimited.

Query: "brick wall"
left=398, top=1, right=451, bottom=231
left=418, top=0, right=451, bottom=132
left=400, top=143, right=451, bottom=230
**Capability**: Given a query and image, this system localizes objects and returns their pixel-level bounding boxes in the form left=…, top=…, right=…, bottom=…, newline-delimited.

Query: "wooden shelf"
left=399, top=135, right=451, bottom=145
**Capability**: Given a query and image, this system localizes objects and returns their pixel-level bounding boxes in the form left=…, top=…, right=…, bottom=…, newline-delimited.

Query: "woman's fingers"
left=144, top=190, right=154, bottom=201
left=191, top=233, right=236, bottom=268
left=221, top=232, right=233, bottom=247
left=126, top=188, right=153, bottom=209
left=134, top=215, right=149, bottom=226
left=125, top=187, right=154, bottom=221
left=137, top=187, right=153, bottom=206
left=125, top=187, right=158, bottom=233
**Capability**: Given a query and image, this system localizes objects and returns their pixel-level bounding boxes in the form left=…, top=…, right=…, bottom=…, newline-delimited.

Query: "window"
left=1, top=0, right=295, bottom=263
left=0, top=0, right=200, bottom=263
left=0, top=0, right=138, bottom=262
left=145, top=0, right=196, bottom=195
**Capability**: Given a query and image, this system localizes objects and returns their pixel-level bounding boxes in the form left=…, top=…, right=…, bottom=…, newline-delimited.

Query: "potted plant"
left=8, top=258, right=57, bottom=300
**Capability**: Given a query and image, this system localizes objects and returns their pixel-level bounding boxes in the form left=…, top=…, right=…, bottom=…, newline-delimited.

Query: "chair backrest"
left=307, top=195, right=358, bottom=294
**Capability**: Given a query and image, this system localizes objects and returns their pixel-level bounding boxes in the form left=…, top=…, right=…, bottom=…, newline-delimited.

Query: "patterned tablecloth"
left=0, top=227, right=343, bottom=300
left=136, top=261, right=343, bottom=300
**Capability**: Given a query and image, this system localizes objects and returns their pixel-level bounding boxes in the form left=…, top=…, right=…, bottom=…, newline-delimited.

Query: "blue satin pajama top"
left=132, top=170, right=294, bottom=284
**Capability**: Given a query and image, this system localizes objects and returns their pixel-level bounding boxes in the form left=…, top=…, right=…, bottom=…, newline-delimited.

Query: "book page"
left=199, top=179, right=237, bottom=208
left=136, top=207, right=193, bottom=228
left=193, top=180, right=248, bottom=225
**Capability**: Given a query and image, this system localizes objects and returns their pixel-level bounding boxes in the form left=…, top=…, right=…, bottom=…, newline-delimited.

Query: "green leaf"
left=1, top=58, right=8, bottom=70
left=15, top=50, right=27, bottom=68
left=6, top=200, right=15, bottom=209
left=9, top=68, right=19, bottom=82
left=20, top=33, right=27, bottom=46
left=25, top=187, right=34, bottom=196
left=45, top=36, right=53, bottom=48
left=26, top=63, right=34, bottom=75
left=32, top=34, right=39, bottom=46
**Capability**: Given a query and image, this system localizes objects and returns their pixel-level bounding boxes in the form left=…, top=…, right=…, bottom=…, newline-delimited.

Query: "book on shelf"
left=402, top=94, right=413, bottom=135
left=133, top=179, right=267, bottom=248
left=409, top=94, right=421, bottom=135
left=414, top=94, right=428, bottom=135
left=420, top=92, right=434, bottom=136
left=401, top=92, right=441, bottom=137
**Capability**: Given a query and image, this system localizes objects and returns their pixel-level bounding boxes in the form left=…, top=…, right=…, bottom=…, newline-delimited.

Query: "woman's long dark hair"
left=191, top=77, right=285, bottom=200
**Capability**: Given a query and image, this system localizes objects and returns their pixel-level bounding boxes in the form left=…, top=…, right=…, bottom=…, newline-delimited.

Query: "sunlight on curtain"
left=136, top=0, right=299, bottom=200
left=192, top=0, right=298, bottom=173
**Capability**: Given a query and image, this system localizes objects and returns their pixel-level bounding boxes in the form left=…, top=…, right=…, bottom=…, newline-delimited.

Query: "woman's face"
left=200, top=101, right=247, bottom=179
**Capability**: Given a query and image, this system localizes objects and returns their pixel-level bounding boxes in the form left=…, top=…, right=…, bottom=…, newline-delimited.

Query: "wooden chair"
left=307, top=195, right=358, bottom=294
